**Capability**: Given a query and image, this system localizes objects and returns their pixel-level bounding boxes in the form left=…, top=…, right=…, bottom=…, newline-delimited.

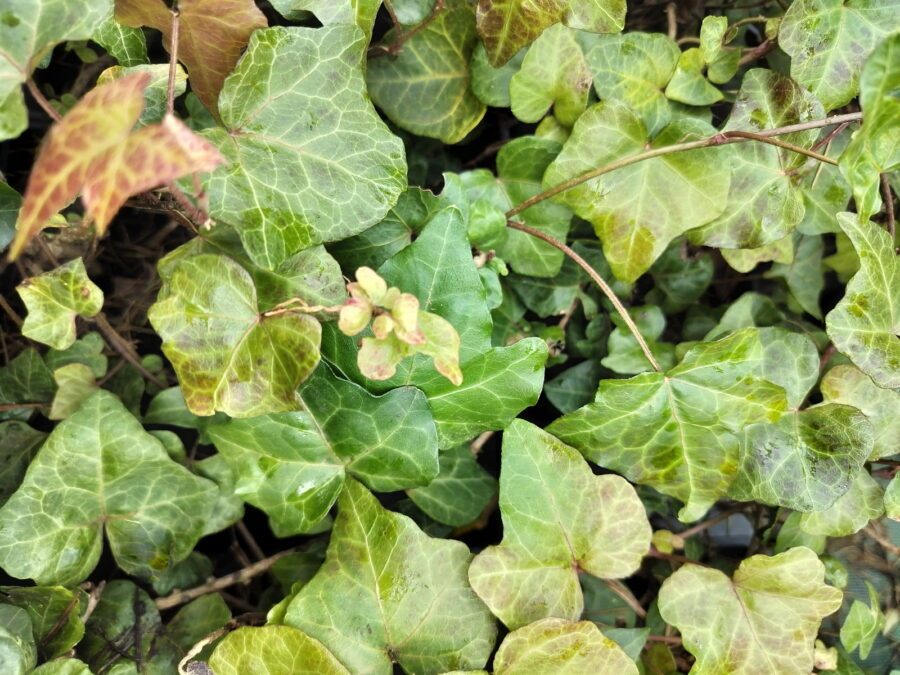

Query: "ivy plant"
left=0, top=0, right=898, bottom=673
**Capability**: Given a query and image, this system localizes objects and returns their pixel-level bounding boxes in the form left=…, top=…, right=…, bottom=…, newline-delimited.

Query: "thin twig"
left=368, top=0, right=446, bottom=57
left=666, top=3, right=677, bottom=40
left=738, top=39, right=776, bottom=66
left=93, top=313, right=167, bottom=389
left=179, top=627, right=227, bottom=675
left=155, top=548, right=297, bottom=610
left=606, top=579, right=647, bottom=618
left=166, top=8, right=180, bottom=117
left=646, top=634, right=683, bottom=645
left=507, top=220, right=662, bottom=372
left=25, top=80, right=62, bottom=122
left=0, top=294, right=23, bottom=327
left=810, top=121, right=851, bottom=152
left=470, top=430, right=495, bottom=455
left=722, top=130, right=837, bottom=166
left=881, top=173, right=895, bottom=239
left=235, top=521, right=265, bottom=562
left=506, top=113, right=863, bottom=218
left=678, top=506, right=745, bottom=539
left=0, top=402, right=47, bottom=412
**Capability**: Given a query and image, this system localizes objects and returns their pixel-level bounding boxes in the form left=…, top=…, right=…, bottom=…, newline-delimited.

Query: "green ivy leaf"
left=148, top=252, right=321, bottom=417
left=0, top=586, right=85, bottom=660
left=31, top=659, right=91, bottom=674
left=45, top=332, right=107, bottom=379
left=469, top=420, right=651, bottom=629
left=284, top=479, right=498, bottom=674
left=0, top=391, right=216, bottom=585
left=271, top=0, right=381, bottom=37
left=469, top=43, right=525, bottom=108
left=509, top=25, right=590, bottom=127
left=0, top=182, right=21, bottom=252
left=545, top=359, right=603, bottom=414
left=665, top=48, right=723, bottom=106
left=840, top=582, right=885, bottom=660
left=549, top=328, right=819, bottom=520
left=586, top=33, right=680, bottom=136
left=0, top=0, right=111, bottom=141
left=201, top=25, right=406, bottom=269
left=48, top=363, right=97, bottom=420
left=779, top=0, right=899, bottom=111
left=838, top=34, right=900, bottom=220
left=821, top=364, right=899, bottom=459
left=97, top=63, right=187, bottom=125
left=0, top=604, right=36, bottom=675
left=699, top=16, right=740, bottom=84
left=367, top=0, right=485, bottom=143
left=729, top=404, right=874, bottom=511
left=825, top=213, right=900, bottom=389
left=209, top=625, right=350, bottom=675
left=885, top=474, right=900, bottom=521
left=798, top=471, right=885, bottom=536
left=775, top=511, right=826, bottom=555
left=765, top=234, right=825, bottom=318
left=476, top=0, right=625, bottom=67
left=0, top=349, right=54, bottom=423
left=92, top=9, right=148, bottom=67
left=207, top=363, right=438, bottom=535
left=722, top=233, right=794, bottom=273
left=602, top=305, right=676, bottom=375
left=0, top=422, right=44, bottom=506
left=659, top=548, right=843, bottom=675
left=544, top=101, right=729, bottom=282
left=17, top=258, right=104, bottom=351
left=688, top=69, right=825, bottom=250
left=457, top=137, right=572, bottom=277
left=407, top=445, right=498, bottom=526
left=797, top=131, right=852, bottom=235
left=493, top=618, right=638, bottom=674
left=647, top=243, right=714, bottom=314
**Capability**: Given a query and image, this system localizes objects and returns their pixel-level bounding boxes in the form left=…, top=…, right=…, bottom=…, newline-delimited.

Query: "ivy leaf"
left=728, top=404, right=874, bottom=511
left=284, top=479, right=498, bottom=675
left=9, top=73, right=224, bottom=258
left=699, top=16, right=740, bottom=84
left=665, top=48, right=723, bottom=107
left=0, top=349, right=55, bottom=422
left=687, top=69, right=825, bottom=250
left=0, top=423, right=45, bottom=506
left=469, top=420, right=651, bottom=629
left=825, top=213, right=900, bottom=389
left=602, top=305, right=676, bottom=375
left=45, top=333, right=107, bottom=379
left=0, top=0, right=111, bottom=142
left=840, top=582, right=884, bottom=661
left=456, top=137, right=572, bottom=277
left=1, top=182, right=21, bottom=254
left=798, top=471, right=884, bottom=536
left=838, top=34, right=899, bottom=220
left=48, top=363, right=98, bottom=420
left=16, top=258, right=103, bottom=350
left=765, top=234, right=825, bottom=319
left=779, top=0, right=899, bottom=111
left=207, top=363, right=439, bottom=535
left=545, top=360, right=603, bottom=414
left=209, top=625, right=350, bottom=675
left=885, top=474, right=900, bottom=521
left=470, top=43, right=525, bottom=108
left=476, top=0, right=625, bottom=67
left=415, top=338, right=548, bottom=447
left=407, top=445, right=498, bottom=526
left=659, top=548, right=842, bottom=675
left=271, top=0, right=381, bottom=37
left=0, top=391, right=216, bottom=586
left=0, top=604, right=36, bottom=674
left=722, top=233, right=794, bottom=274
left=647, top=243, right=714, bottom=314
left=544, top=101, right=729, bottom=282
left=797, top=131, right=852, bottom=235
left=202, top=26, right=406, bottom=270
left=509, top=25, right=591, bottom=127
left=92, top=9, right=148, bottom=67
left=148, top=252, right=322, bottom=417
left=493, top=618, right=638, bottom=674
left=0, top=586, right=85, bottom=660
left=115, top=0, right=267, bottom=116
left=549, top=328, right=819, bottom=520
left=367, top=0, right=485, bottom=143
left=586, top=33, right=680, bottom=136
left=821, top=364, right=899, bottom=459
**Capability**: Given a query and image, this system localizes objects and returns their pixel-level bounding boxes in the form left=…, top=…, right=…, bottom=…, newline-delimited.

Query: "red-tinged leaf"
left=9, top=72, right=148, bottom=259
left=115, top=0, right=268, bottom=117
left=10, top=73, right=224, bottom=259
left=83, top=115, right=223, bottom=228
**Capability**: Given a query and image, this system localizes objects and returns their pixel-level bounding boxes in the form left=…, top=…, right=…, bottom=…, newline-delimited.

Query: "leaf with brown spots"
left=115, top=0, right=267, bottom=117
left=9, top=72, right=223, bottom=259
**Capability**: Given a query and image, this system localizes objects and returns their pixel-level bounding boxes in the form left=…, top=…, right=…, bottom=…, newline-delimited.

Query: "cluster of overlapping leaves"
left=0, top=0, right=898, bottom=673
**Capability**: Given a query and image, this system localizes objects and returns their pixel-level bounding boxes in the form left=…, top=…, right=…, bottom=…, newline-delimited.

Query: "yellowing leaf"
left=659, top=548, right=842, bottom=675
left=209, top=625, right=350, bottom=675
left=115, top=0, right=267, bottom=116
left=17, top=258, right=103, bottom=351
left=825, top=213, right=900, bottom=389
left=9, top=73, right=223, bottom=259
left=469, top=420, right=651, bottom=629
left=493, top=618, right=638, bottom=675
